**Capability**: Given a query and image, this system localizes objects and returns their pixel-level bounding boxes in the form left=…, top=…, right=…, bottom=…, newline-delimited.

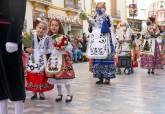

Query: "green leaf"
left=79, top=10, right=88, bottom=20
left=22, top=32, right=32, bottom=48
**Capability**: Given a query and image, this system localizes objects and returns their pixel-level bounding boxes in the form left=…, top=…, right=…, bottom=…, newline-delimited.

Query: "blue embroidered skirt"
left=92, top=54, right=116, bottom=79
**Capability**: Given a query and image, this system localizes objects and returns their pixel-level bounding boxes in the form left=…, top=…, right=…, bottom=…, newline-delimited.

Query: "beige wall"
left=85, top=0, right=92, bottom=15
left=25, top=1, right=67, bottom=32
left=82, top=0, right=92, bottom=34
left=25, top=0, right=82, bottom=34
left=52, top=0, right=64, bottom=8
left=25, top=1, right=33, bottom=32
left=48, top=8, right=66, bottom=16
left=119, top=0, right=126, bottom=21
left=110, top=0, right=116, bottom=11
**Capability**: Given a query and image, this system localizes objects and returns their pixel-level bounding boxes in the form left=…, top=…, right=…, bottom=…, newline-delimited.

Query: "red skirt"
left=132, top=48, right=139, bottom=68
left=26, top=71, right=54, bottom=92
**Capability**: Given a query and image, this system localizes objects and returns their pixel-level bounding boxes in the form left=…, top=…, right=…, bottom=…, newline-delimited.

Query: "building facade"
left=25, top=0, right=82, bottom=34
left=25, top=0, right=128, bottom=34
left=148, top=0, right=165, bottom=26
left=126, top=0, right=149, bottom=33
left=126, top=0, right=165, bottom=33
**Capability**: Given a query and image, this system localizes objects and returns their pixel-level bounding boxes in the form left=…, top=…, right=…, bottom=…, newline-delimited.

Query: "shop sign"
left=129, top=3, right=137, bottom=17
left=127, top=19, right=142, bottom=32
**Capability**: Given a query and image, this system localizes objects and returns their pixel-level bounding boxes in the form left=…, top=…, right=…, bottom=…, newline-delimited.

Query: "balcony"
left=111, top=9, right=121, bottom=19
left=28, top=0, right=53, bottom=6
left=28, top=0, right=80, bottom=15
left=64, top=1, right=79, bottom=9
left=44, top=0, right=52, bottom=2
left=64, top=0, right=81, bottom=10
left=65, top=4, right=80, bottom=10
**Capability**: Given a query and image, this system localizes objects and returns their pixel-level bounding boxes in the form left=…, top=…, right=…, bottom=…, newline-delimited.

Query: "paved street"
left=8, top=62, right=165, bottom=114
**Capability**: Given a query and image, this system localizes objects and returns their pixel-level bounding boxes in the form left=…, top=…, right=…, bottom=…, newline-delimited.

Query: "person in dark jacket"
left=0, top=0, right=26, bottom=114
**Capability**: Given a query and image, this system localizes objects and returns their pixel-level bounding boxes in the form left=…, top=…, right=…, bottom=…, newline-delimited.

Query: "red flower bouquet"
left=54, top=35, right=68, bottom=50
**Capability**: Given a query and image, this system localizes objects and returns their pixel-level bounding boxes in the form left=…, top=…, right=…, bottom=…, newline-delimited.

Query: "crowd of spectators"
left=67, top=32, right=88, bottom=63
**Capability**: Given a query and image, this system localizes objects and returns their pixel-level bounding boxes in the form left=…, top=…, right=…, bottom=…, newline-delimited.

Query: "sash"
left=0, top=20, right=11, bottom=25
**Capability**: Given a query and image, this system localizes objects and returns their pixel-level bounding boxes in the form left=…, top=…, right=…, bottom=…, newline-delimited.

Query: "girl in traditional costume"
left=87, top=2, right=116, bottom=84
left=25, top=21, right=54, bottom=100
left=140, top=17, right=162, bottom=74
left=46, top=19, right=75, bottom=103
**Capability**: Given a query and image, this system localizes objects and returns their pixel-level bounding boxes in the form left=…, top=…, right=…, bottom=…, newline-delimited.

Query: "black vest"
left=0, top=0, right=26, bottom=21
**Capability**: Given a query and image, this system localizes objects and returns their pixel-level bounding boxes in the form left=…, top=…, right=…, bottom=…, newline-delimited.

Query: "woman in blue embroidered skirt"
left=87, top=2, right=116, bottom=84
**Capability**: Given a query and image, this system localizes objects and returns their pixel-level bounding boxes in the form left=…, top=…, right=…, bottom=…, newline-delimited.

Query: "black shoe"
left=56, top=95, right=63, bottom=102
left=148, top=71, right=150, bottom=74
left=65, top=95, right=73, bottom=103
left=39, top=96, right=45, bottom=100
left=39, top=93, right=45, bottom=100
left=96, top=79, right=103, bottom=84
left=31, top=94, right=37, bottom=100
left=104, top=79, right=110, bottom=85
left=151, top=71, right=155, bottom=74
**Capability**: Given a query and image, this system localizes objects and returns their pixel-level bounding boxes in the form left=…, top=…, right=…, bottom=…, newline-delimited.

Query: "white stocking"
left=14, top=101, right=24, bottom=114
left=65, top=83, right=71, bottom=95
left=57, top=84, right=62, bottom=95
left=0, top=100, right=8, bottom=114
